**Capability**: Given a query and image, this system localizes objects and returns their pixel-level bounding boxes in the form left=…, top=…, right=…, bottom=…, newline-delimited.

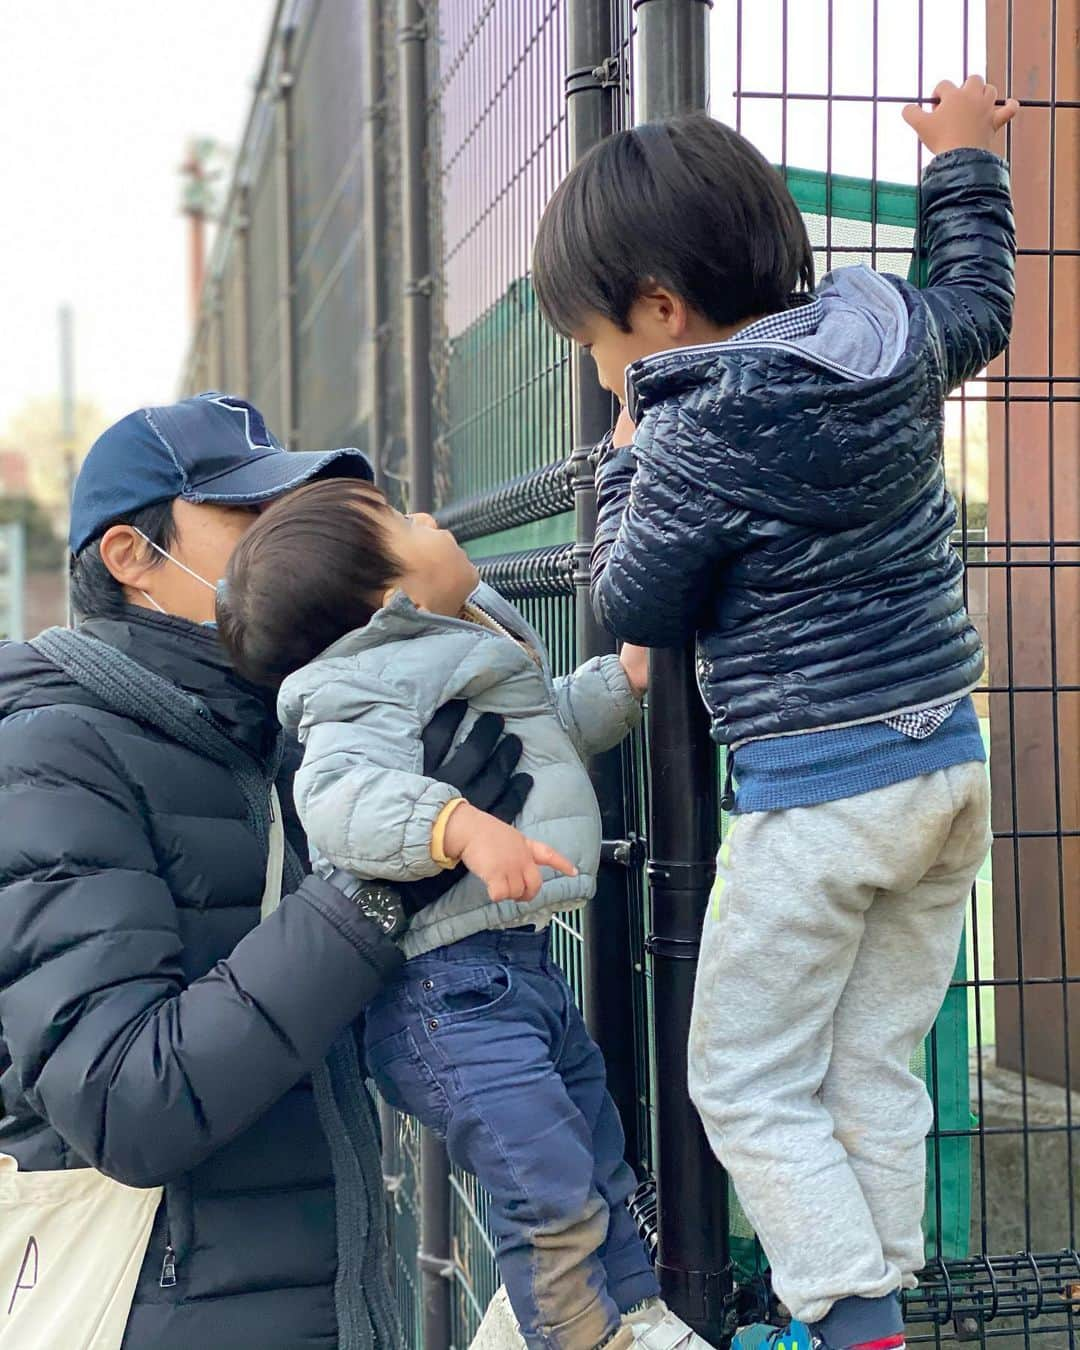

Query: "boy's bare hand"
left=903, top=76, right=1019, bottom=155
left=620, top=643, right=650, bottom=697
left=442, top=802, right=577, bottom=903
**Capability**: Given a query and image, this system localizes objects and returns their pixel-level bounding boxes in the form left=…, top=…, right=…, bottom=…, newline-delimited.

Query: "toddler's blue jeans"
left=364, top=927, right=659, bottom=1350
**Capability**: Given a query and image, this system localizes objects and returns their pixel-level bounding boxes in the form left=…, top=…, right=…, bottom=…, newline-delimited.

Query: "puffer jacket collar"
left=86, top=609, right=278, bottom=764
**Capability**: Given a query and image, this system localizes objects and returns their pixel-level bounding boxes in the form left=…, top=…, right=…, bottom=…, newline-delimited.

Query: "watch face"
left=361, top=886, right=403, bottom=934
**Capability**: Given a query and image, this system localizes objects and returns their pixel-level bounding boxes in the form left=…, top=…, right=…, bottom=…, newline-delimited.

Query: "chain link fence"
left=183, top=0, right=1078, bottom=1344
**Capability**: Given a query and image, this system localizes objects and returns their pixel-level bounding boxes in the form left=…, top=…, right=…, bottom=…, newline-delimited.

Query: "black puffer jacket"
left=0, top=610, right=403, bottom=1349
left=592, top=148, right=1015, bottom=745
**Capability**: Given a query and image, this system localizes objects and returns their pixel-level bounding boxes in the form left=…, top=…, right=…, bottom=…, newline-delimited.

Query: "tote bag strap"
left=260, top=786, right=286, bottom=920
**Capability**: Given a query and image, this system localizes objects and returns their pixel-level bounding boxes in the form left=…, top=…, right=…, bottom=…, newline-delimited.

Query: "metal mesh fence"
left=290, top=1, right=370, bottom=452
left=246, top=106, right=284, bottom=431
left=220, top=225, right=249, bottom=397
left=180, top=0, right=1079, bottom=1344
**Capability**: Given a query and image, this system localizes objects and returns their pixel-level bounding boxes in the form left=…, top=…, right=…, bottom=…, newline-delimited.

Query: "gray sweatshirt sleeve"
left=553, top=653, right=643, bottom=760
left=290, top=674, right=458, bottom=881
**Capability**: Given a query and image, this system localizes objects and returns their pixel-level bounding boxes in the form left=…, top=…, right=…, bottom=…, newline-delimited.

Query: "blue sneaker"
left=732, top=1322, right=815, bottom=1350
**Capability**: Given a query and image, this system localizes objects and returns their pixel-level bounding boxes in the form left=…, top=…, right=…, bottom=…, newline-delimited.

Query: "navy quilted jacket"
left=591, top=148, right=1015, bottom=746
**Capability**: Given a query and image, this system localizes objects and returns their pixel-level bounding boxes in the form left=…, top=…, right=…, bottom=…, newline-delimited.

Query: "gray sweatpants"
left=688, top=762, right=991, bottom=1326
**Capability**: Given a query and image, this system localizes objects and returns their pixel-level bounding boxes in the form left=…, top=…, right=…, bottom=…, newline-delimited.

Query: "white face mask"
left=134, top=528, right=217, bottom=615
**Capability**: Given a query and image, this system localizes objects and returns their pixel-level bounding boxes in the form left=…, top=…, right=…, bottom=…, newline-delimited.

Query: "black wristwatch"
left=323, top=868, right=407, bottom=940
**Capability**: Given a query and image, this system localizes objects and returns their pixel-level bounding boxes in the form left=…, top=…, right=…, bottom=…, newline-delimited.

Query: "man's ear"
left=99, top=525, right=154, bottom=587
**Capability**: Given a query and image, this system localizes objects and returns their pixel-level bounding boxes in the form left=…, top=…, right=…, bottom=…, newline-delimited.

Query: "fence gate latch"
left=601, top=835, right=647, bottom=869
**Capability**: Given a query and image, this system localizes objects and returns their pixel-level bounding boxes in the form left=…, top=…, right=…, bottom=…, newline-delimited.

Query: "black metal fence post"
left=399, top=0, right=434, bottom=516
left=632, top=0, right=731, bottom=1339
left=234, top=186, right=253, bottom=401
left=363, top=0, right=389, bottom=487
left=399, top=3, right=451, bottom=1346
left=565, top=0, right=644, bottom=1174
left=274, top=23, right=299, bottom=447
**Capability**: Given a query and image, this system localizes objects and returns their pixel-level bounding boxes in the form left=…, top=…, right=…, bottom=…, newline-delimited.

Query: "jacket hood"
left=627, top=265, right=944, bottom=529
left=277, top=582, right=551, bottom=736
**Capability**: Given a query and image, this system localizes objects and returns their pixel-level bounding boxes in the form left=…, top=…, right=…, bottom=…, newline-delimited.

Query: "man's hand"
left=903, top=76, right=1019, bottom=155
left=619, top=644, right=649, bottom=698
left=442, top=802, right=577, bottom=903
left=397, top=703, right=534, bottom=916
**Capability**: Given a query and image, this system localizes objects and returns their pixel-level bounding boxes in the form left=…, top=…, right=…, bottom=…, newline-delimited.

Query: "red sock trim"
left=848, top=1336, right=906, bottom=1350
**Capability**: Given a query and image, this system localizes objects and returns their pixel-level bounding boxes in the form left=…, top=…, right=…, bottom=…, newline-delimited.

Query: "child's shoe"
left=731, top=1321, right=814, bottom=1350
left=810, top=1292, right=907, bottom=1350
left=731, top=1319, right=906, bottom=1350
left=621, top=1298, right=722, bottom=1347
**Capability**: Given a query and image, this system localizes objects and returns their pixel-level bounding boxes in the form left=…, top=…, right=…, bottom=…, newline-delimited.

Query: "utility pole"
left=180, top=139, right=223, bottom=329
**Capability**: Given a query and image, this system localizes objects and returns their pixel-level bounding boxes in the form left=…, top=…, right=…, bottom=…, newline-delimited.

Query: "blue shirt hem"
left=732, top=696, right=986, bottom=814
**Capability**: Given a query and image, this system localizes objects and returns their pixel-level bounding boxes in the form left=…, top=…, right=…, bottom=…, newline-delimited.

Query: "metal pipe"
left=633, top=0, right=713, bottom=116
left=399, top=0, right=433, bottom=514
left=275, top=25, right=299, bottom=446
left=436, top=459, right=574, bottom=543
left=234, top=188, right=254, bottom=400
left=633, top=0, right=731, bottom=1338
left=564, top=0, right=644, bottom=1174
left=363, top=0, right=389, bottom=484
left=398, top=5, right=450, bottom=1344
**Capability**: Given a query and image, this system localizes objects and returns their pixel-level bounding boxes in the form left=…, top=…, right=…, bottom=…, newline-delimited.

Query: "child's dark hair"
left=217, top=478, right=401, bottom=688
left=532, top=112, right=814, bottom=336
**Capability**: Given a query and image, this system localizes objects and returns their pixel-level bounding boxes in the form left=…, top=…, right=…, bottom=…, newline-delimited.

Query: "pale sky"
left=710, top=0, right=986, bottom=182
left=0, top=0, right=986, bottom=441
left=0, top=0, right=276, bottom=435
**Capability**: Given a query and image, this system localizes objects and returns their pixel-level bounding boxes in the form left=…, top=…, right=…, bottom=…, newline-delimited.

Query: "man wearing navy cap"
left=0, top=395, right=530, bottom=1349
left=67, top=391, right=378, bottom=623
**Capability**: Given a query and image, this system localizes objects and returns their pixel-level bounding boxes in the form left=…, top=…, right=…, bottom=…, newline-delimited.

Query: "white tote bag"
left=0, top=788, right=287, bottom=1348
left=0, top=1153, right=162, bottom=1349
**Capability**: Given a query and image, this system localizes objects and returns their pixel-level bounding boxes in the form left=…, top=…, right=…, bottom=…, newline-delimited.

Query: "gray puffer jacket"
left=278, top=583, right=641, bottom=958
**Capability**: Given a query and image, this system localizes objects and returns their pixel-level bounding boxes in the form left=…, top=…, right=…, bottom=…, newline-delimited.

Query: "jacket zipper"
left=160, top=1238, right=177, bottom=1288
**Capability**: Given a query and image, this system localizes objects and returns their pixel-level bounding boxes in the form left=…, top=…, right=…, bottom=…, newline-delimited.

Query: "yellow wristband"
left=430, top=797, right=467, bottom=869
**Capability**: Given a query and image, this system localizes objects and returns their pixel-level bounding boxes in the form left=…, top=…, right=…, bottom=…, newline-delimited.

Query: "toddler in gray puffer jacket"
left=218, top=477, right=669, bottom=1350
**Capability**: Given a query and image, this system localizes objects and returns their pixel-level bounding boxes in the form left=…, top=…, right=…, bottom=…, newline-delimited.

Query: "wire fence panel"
left=178, top=0, right=1079, bottom=1344
left=219, top=227, right=249, bottom=398
left=246, top=108, right=284, bottom=433
left=290, top=0, right=371, bottom=452
left=715, top=0, right=1079, bottom=1343
left=433, top=0, right=572, bottom=520
left=428, top=7, right=583, bottom=1339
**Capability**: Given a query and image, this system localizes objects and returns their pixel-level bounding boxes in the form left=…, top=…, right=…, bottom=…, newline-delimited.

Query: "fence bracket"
left=398, top=18, right=428, bottom=43
left=653, top=1259, right=736, bottom=1336
left=644, top=932, right=701, bottom=960
left=416, top=1250, right=456, bottom=1280
left=592, top=54, right=622, bottom=87
left=601, top=836, right=647, bottom=868
left=565, top=54, right=622, bottom=98
left=381, top=1169, right=406, bottom=1197
left=646, top=859, right=716, bottom=890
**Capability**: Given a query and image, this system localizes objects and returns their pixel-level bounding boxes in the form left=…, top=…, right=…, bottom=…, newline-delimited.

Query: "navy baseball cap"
left=70, top=391, right=375, bottom=554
